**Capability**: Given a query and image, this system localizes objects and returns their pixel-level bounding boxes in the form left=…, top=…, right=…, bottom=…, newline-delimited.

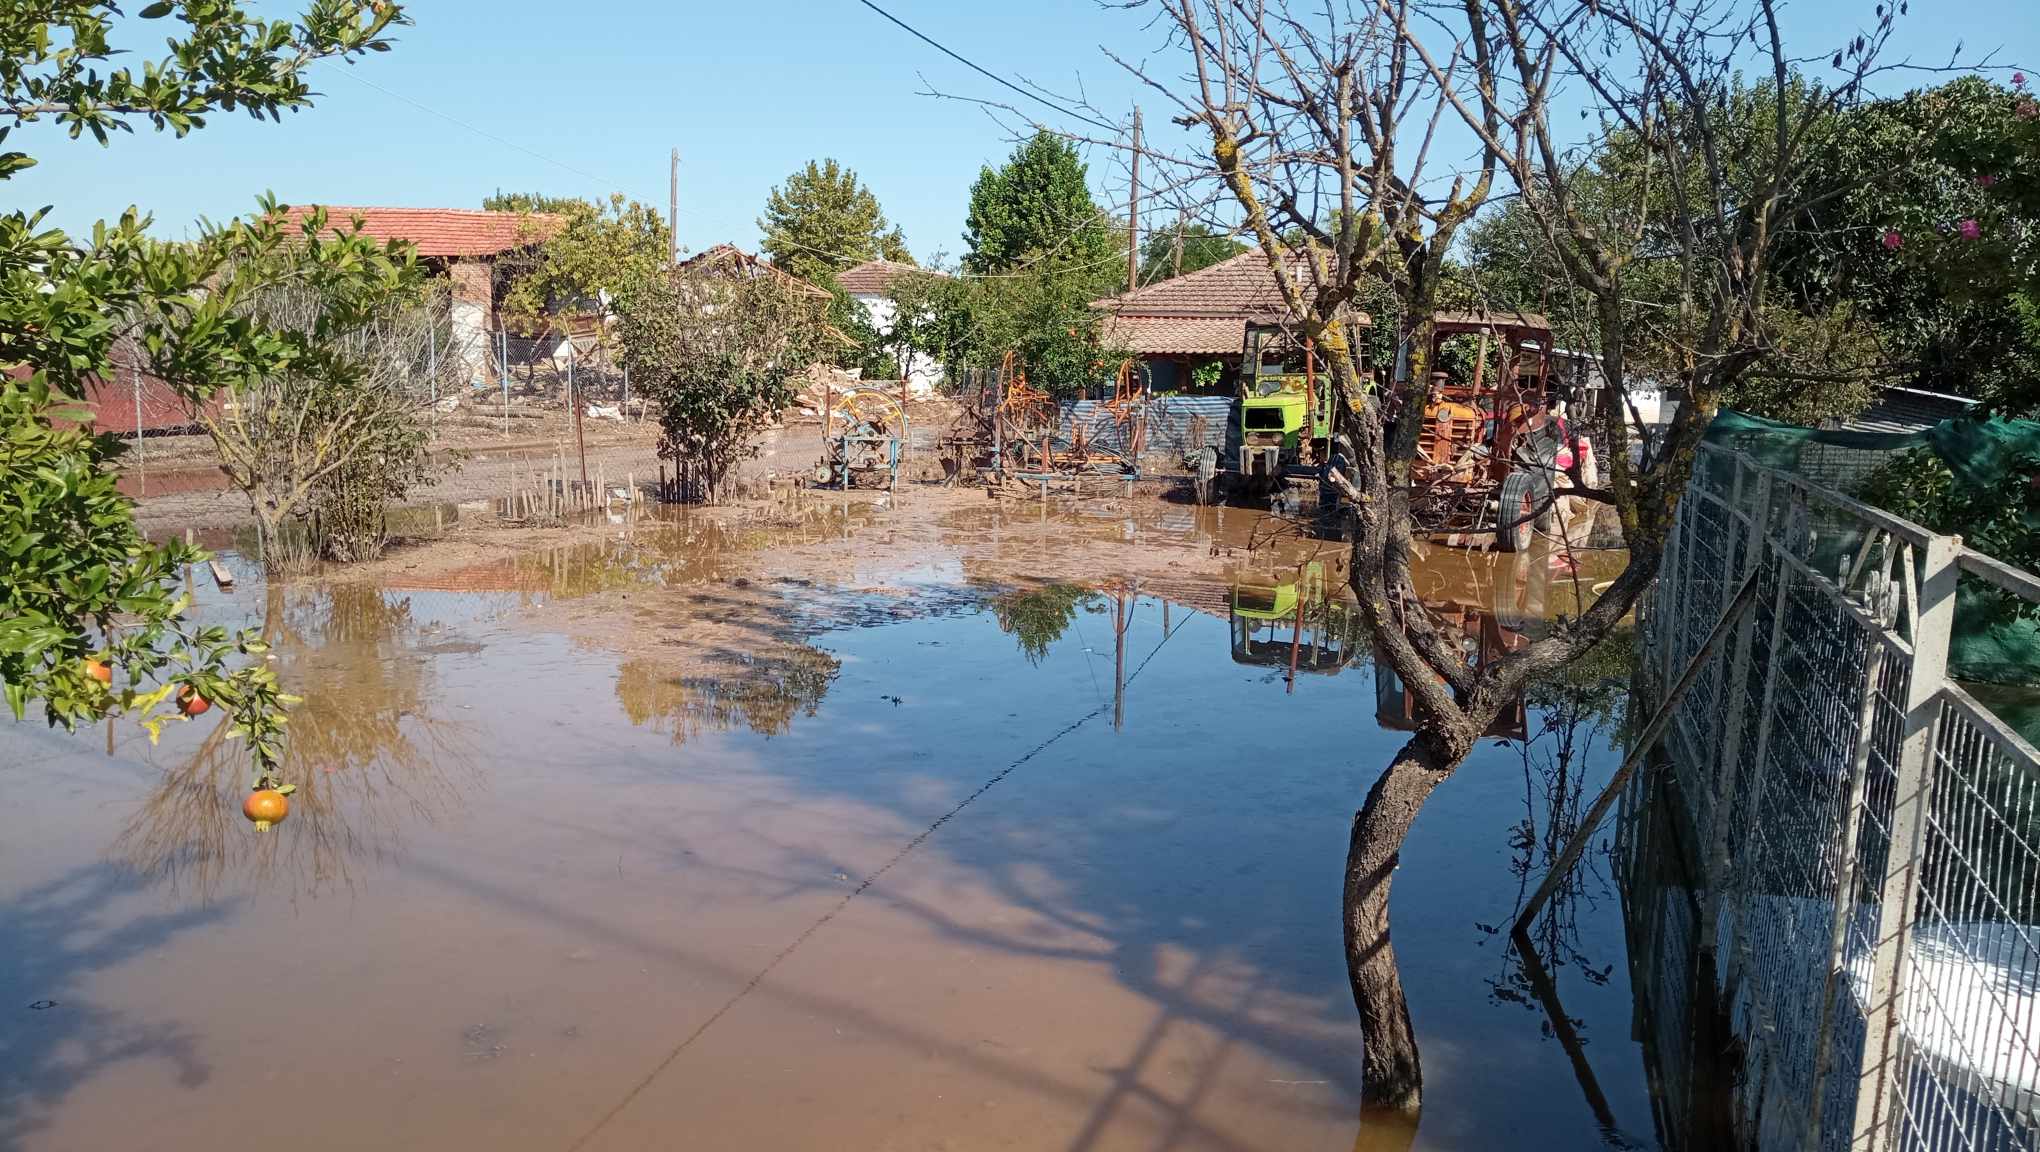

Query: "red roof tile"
left=1090, top=249, right=1370, bottom=357
left=1099, top=314, right=1247, bottom=357
left=835, top=258, right=941, bottom=295
left=276, top=205, right=561, bottom=258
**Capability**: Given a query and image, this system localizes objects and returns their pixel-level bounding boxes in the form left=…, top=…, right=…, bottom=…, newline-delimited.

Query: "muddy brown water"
left=1, top=497, right=1651, bottom=1151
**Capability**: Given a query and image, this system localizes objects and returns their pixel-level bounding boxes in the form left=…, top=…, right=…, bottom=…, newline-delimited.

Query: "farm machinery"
left=949, top=353, right=1149, bottom=493
left=1233, top=323, right=1352, bottom=494
left=1225, top=311, right=1593, bottom=552
left=812, top=387, right=906, bottom=491
left=1404, top=311, right=1594, bottom=552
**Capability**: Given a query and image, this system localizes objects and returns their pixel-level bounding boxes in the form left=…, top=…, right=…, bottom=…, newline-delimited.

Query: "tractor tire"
left=1495, top=472, right=1541, bottom=553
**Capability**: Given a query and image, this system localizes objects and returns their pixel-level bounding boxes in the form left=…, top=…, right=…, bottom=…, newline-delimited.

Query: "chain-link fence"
left=1637, top=441, right=2040, bottom=1152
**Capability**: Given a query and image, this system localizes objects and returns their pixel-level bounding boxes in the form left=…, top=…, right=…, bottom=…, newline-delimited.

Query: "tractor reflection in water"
left=1228, top=562, right=1365, bottom=689
left=812, top=388, right=904, bottom=491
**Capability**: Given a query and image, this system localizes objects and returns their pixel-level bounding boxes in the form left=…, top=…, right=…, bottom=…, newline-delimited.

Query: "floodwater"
left=1, top=498, right=1653, bottom=1151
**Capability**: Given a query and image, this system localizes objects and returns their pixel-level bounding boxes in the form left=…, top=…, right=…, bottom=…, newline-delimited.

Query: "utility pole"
left=1125, top=107, right=1142, bottom=293
left=669, top=147, right=681, bottom=264
left=1172, top=208, right=1186, bottom=279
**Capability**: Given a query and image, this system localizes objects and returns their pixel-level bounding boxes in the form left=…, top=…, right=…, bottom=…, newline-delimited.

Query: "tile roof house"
left=834, top=259, right=949, bottom=397
left=834, top=258, right=923, bottom=296
left=1089, top=250, right=1368, bottom=391
left=277, top=205, right=565, bottom=388
left=276, top=205, right=563, bottom=258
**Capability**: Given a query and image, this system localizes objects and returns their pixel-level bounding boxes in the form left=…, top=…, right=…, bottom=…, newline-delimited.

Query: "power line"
left=850, top=0, right=1119, bottom=132
left=331, top=67, right=643, bottom=197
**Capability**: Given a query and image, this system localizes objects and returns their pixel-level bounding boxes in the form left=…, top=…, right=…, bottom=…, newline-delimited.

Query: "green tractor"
left=1236, top=323, right=1339, bottom=488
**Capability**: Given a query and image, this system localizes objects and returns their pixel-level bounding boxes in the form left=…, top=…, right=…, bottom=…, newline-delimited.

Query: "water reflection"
left=115, top=584, right=475, bottom=897
left=990, top=584, right=1109, bottom=666
left=1228, top=562, right=1365, bottom=684
left=615, top=646, right=840, bottom=744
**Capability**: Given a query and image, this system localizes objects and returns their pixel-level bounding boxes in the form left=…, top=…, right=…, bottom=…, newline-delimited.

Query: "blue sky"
left=13, top=0, right=2037, bottom=264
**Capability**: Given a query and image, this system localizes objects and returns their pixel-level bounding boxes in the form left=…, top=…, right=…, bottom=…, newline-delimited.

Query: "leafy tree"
left=1826, top=75, right=2040, bottom=416
left=0, top=0, right=406, bottom=786
left=617, top=262, right=833, bottom=503
left=1138, top=222, right=1246, bottom=283
left=180, top=206, right=440, bottom=570
left=482, top=190, right=591, bottom=216
left=935, top=265, right=1125, bottom=399
left=877, top=269, right=954, bottom=386
left=963, top=130, right=1119, bottom=283
left=758, top=159, right=910, bottom=285
left=826, top=285, right=898, bottom=381
left=494, top=192, right=671, bottom=329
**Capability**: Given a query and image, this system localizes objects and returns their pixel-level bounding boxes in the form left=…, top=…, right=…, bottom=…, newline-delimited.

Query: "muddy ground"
left=125, top=396, right=968, bottom=534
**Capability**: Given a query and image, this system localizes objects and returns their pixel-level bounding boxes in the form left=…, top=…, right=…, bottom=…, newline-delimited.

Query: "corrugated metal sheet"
left=78, top=373, right=218, bottom=436
left=1056, top=395, right=1236, bottom=458
left=1843, top=386, right=1975, bottom=434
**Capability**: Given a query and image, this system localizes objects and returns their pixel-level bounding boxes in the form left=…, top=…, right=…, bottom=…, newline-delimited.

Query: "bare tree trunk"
left=1345, top=731, right=1461, bottom=1116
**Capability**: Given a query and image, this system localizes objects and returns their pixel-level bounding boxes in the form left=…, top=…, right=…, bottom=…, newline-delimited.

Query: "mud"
left=0, top=486, right=1648, bottom=1152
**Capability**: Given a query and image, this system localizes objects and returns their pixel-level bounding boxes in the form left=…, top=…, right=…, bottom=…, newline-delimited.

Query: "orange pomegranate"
left=242, top=789, right=290, bottom=830
left=83, top=659, right=112, bottom=685
left=177, top=687, right=211, bottom=716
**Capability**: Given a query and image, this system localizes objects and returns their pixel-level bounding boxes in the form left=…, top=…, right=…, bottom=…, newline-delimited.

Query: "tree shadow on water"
left=0, top=862, right=224, bottom=1152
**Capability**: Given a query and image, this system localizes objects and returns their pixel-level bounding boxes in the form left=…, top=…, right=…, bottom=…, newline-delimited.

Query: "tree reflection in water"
left=1345, top=584, right=1637, bottom=1140
left=615, top=644, right=840, bottom=744
left=116, top=584, right=474, bottom=898
left=1489, top=632, right=1634, bottom=1006
left=989, top=583, right=1106, bottom=666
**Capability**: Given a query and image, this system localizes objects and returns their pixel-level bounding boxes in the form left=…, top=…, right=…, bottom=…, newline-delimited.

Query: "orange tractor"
left=1403, top=311, right=1593, bottom=552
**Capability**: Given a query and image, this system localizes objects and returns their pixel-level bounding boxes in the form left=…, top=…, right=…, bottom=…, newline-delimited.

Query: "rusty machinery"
left=1403, top=311, right=1595, bottom=552
left=955, top=352, right=1149, bottom=487
left=812, top=387, right=906, bottom=491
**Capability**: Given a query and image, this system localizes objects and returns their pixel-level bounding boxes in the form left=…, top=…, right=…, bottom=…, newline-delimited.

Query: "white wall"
left=851, top=291, right=944, bottom=398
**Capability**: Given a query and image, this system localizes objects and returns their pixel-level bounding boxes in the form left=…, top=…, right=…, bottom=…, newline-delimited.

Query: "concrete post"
left=1851, top=531, right=1961, bottom=1150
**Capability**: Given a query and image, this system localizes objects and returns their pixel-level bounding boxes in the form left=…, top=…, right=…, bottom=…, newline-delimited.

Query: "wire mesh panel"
left=1641, top=443, right=2040, bottom=1152
left=1884, top=690, right=2040, bottom=1151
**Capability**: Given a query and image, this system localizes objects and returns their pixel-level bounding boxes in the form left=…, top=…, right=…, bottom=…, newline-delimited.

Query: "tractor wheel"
left=1495, top=472, right=1541, bottom=553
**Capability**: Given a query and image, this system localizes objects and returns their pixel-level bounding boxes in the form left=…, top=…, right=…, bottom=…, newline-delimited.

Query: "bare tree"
left=1106, top=0, right=1910, bottom=1114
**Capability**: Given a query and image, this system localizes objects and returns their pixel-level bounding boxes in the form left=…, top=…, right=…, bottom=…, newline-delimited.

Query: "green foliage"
left=758, top=159, right=910, bottom=286
left=1860, top=445, right=2040, bottom=624
left=1138, top=222, right=1246, bottom=283
left=0, top=377, right=296, bottom=778
left=0, top=1, right=403, bottom=147
left=990, top=584, right=1101, bottom=665
left=616, top=265, right=833, bottom=502
left=482, top=190, right=590, bottom=215
left=964, top=131, right=1119, bottom=287
left=0, top=0, right=409, bottom=782
left=495, top=193, right=671, bottom=329
left=826, top=283, right=898, bottom=381
left=1460, top=75, right=1887, bottom=425
left=936, top=266, right=1124, bottom=400
left=876, top=268, right=953, bottom=384
left=156, top=201, right=440, bottom=571
left=1828, top=76, right=2040, bottom=415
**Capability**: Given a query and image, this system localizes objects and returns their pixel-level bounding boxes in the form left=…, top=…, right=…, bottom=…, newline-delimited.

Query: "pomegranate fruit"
left=242, top=789, right=289, bottom=830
